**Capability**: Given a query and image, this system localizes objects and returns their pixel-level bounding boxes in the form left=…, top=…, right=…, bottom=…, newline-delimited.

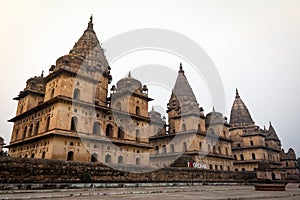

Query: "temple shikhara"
left=6, top=17, right=299, bottom=181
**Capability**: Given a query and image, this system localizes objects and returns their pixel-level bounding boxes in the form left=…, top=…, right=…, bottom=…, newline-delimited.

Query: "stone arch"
left=162, top=145, right=167, bottom=154
left=136, top=106, right=140, bottom=115
left=106, top=124, right=114, bottom=137
left=45, top=116, right=51, bottom=131
left=28, top=123, right=33, bottom=137
left=93, top=122, right=101, bottom=135
left=91, top=153, right=98, bottom=162
left=70, top=116, right=78, bottom=131
left=105, top=154, right=112, bottom=163
left=34, top=121, right=39, bottom=135
left=250, top=140, right=254, bottom=146
left=73, top=88, right=80, bottom=100
left=136, top=129, right=141, bottom=141
left=182, top=123, right=186, bottom=131
left=118, top=126, right=125, bottom=139
left=136, top=158, right=140, bottom=165
left=67, top=151, right=74, bottom=161
left=22, top=126, right=27, bottom=139
left=170, top=144, right=175, bottom=153
left=118, top=155, right=123, bottom=164
left=240, top=154, right=244, bottom=161
left=252, top=153, right=256, bottom=160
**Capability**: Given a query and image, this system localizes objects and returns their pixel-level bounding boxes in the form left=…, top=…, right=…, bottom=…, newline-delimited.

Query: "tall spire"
left=68, top=16, right=109, bottom=69
left=168, top=63, right=199, bottom=114
left=229, top=89, right=255, bottom=127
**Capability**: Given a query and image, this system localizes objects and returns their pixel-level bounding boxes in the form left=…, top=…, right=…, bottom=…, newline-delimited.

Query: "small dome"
left=149, top=107, right=162, bottom=119
left=116, top=72, right=142, bottom=91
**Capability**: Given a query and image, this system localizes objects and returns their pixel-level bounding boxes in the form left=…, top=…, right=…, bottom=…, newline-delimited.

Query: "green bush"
left=80, top=172, right=92, bottom=182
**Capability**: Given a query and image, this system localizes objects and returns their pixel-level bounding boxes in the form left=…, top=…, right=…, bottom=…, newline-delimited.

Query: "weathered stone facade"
left=7, top=17, right=152, bottom=166
left=150, top=65, right=233, bottom=171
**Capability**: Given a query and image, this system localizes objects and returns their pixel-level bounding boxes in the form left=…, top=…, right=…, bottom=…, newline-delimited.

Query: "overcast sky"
left=0, top=0, right=300, bottom=156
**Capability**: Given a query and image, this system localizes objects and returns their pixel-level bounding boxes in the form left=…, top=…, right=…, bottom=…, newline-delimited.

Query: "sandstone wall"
left=0, top=157, right=256, bottom=183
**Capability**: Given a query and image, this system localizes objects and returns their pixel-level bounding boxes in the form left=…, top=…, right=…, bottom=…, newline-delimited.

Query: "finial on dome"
left=235, top=88, right=240, bottom=98
left=128, top=71, right=131, bottom=78
left=87, top=15, right=94, bottom=31
left=179, top=62, right=184, bottom=73
left=212, top=106, right=215, bottom=112
left=269, top=121, right=272, bottom=125
left=152, top=106, right=154, bottom=111
left=41, top=70, right=44, bottom=78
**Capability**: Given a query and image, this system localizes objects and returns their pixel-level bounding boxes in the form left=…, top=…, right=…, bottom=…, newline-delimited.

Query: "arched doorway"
left=67, top=151, right=74, bottom=161
left=91, top=153, right=98, bottom=162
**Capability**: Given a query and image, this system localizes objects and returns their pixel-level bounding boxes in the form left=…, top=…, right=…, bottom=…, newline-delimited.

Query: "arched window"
left=218, top=146, right=221, bottom=154
left=162, top=145, right=166, bottom=154
left=70, top=142, right=74, bottom=146
left=34, top=121, right=39, bottom=135
left=286, top=161, right=289, bottom=167
left=182, top=123, right=186, bottom=131
left=91, top=153, right=98, bottom=162
left=170, top=144, right=175, bottom=153
left=215, top=165, right=218, bottom=170
left=252, top=153, right=256, bottom=160
left=198, top=123, right=201, bottom=131
left=45, top=116, right=51, bottom=131
left=136, top=158, right=140, bottom=165
left=67, top=151, right=74, bottom=161
left=182, top=142, right=187, bottom=152
left=42, top=151, right=46, bottom=159
left=31, top=153, right=35, bottom=158
left=135, top=106, right=140, bottom=115
left=263, top=153, right=266, bottom=160
left=92, top=122, right=101, bottom=135
left=73, top=88, right=80, bottom=100
left=116, top=102, right=121, bottom=110
left=118, top=155, right=123, bottom=164
left=250, top=140, right=254, bottom=146
left=225, top=147, right=228, bottom=155
left=235, top=168, right=239, bottom=172
left=220, top=165, right=223, bottom=171
left=209, top=164, right=213, bottom=170
left=106, top=124, right=113, bottom=137
left=242, top=168, right=246, bottom=172
left=118, top=126, right=125, bottom=139
left=105, top=154, right=111, bottom=163
left=70, top=116, right=77, bottom=131
left=208, top=144, right=211, bottom=152
left=23, top=126, right=27, bottom=139
left=155, top=146, right=159, bottom=154
left=199, top=142, right=202, bottom=150
left=28, top=124, right=33, bottom=137
left=136, top=129, right=140, bottom=141
left=50, top=88, right=55, bottom=98
left=15, top=129, right=19, bottom=140
left=272, top=172, right=276, bottom=180
left=240, top=154, right=244, bottom=161
left=213, top=146, right=216, bottom=154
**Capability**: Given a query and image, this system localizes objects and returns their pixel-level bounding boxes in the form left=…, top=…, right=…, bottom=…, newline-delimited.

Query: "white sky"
left=0, top=0, right=300, bottom=156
